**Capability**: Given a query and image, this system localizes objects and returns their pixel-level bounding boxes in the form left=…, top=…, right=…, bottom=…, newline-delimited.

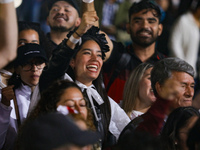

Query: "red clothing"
left=135, top=97, right=171, bottom=136
left=103, top=42, right=166, bottom=103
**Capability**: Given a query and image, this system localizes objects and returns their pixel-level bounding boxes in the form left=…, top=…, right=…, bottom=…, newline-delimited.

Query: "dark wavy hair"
left=67, top=26, right=111, bottom=147
left=161, top=106, right=200, bottom=150
left=67, top=26, right=109, bottom=60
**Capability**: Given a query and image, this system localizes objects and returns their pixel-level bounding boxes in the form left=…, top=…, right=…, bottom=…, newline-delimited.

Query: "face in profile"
left=16, top=58, right=46, bottom=87
left=56, top=87, right=88, bottom=120
left=127, top=9, right=162, bottom=47
left=176, top=116, right=199, bottom=150
left=70, top=40, right=103, bottom=86
left=138, top=67, right=156, bottom=105
left=18, top=29, right=40, bottom=47
left=47, top=1, right=80, bottom=32
left=158, top=71, right=195, bottom=108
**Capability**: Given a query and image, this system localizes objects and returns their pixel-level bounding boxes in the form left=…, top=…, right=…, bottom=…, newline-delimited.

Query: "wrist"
left=74, top=31, right=83, bottom=37
left=1, top=98, right=10, bottom=106
left=69, top=35, right=81, bottom=44
left=0, top=0, right=13, bottom=3
left=82, top=0, right=94, bottom=3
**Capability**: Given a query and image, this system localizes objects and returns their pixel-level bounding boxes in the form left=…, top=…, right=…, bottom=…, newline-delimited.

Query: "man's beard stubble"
left=131, top=29, right=158, bottom=48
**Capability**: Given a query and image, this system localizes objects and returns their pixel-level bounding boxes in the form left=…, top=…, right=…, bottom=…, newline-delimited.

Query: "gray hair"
left=151, top=57, right=194, bottom=96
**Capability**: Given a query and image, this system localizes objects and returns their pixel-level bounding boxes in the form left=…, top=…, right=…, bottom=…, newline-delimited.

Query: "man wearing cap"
left=46, top=0, right=81, bottom=54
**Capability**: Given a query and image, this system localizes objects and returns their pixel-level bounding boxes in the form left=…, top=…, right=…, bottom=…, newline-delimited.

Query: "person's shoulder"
left=112, top=40, right=126, bottom=53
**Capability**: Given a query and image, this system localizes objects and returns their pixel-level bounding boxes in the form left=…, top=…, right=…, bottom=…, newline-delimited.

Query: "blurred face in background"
left=56, top=87, right=88, bottom=120
left=138, top=67, right=156, bottom=105
left=16, top=58, right=45, bottom=88
left=18, top=29, right=39, bottom=47
left=47, top=1, right=80, bottom=32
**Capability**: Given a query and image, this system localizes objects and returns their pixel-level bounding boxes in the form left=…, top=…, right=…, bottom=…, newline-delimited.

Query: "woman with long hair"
left=122, top=63, right=155, bottom=120
left=39, top=12, right=130, bottom=149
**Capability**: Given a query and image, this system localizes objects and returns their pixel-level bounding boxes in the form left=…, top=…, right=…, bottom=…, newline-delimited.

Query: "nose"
left=31, top=64, right=39, bottom=71
left=141, top=20, right=149, bottom=29
left=57, top=8, right=65, bottom=15
left=91, top=53, right=98, bottom=60
left=74, top=103, right=81, bottom=113
left=184, top=86, right=194, bottom=98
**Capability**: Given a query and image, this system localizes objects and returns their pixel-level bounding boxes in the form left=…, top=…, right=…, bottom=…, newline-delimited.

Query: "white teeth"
left=139, top=32, right=149, bottom=36
left=88, top=68, right=97, bottom=71
left=87, top=65, right=98, bottom=69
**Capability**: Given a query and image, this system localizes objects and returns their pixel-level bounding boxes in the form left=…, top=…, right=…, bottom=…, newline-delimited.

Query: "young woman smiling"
left=39, top=12, right=130, bottom=149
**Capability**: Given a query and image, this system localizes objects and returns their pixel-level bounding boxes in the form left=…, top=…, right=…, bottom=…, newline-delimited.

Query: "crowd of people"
left=1, top=0, right=200, bottom=150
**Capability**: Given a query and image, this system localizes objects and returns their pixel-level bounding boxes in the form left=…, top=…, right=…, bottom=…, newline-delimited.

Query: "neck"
left=31, top=86, right=36, bottom=93
left=132, top=43, right=156, bottom=62
left=77, top=79, right=93, bottom=87
left=134, top=98, right=151, bottom=113
left=50, top=30, right=70, bottom=45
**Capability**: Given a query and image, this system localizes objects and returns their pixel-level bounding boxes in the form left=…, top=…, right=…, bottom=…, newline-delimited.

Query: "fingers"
left=1, top=85, right=15, bottom=106
left=77, top=11, right=99, bottom=34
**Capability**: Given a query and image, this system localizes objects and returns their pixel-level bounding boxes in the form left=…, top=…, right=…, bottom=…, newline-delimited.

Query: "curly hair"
left=67, top=26, right=110, bottom=60
left=27, top=80, right=95, bottom=131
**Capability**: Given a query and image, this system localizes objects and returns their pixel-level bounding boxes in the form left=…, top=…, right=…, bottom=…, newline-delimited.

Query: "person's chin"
left=182, top=100, right=192, bottom=107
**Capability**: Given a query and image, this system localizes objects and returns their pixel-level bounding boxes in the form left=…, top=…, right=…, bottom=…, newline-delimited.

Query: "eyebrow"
left=133, top=17, right=157, bottom=22
left=180, top=82, right=195, bottom=86
left=81, top=48, right=102, bottom=53
left=65, top=98, right=85, bottom=101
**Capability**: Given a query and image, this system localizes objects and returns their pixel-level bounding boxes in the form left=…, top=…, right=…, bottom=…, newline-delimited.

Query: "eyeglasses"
left=21, top=62, right=46, bottom=71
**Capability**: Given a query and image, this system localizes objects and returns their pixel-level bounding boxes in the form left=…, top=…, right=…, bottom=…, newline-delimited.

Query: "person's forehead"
left=171, top=71, right=194, bottom=81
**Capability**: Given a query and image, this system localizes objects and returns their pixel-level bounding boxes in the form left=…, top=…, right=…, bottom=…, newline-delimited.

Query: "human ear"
left=158, top=24, right=163, bottom=36
left=75, top=18, right=81, bottom=27
left=155, top=82, right=161, bottom=94
left=70, top=59, right=75, bottom=69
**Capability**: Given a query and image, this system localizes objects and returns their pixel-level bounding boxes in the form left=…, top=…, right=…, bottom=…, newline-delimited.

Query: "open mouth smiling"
left=86, top=65, right=98, bottom=72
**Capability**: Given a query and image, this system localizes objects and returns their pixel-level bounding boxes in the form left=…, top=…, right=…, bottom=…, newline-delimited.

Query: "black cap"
left=18, top=112, right=100, bottom=150
left=15, top=43, right=47, bottom=66
left=47, top=0, right=80, bottom=15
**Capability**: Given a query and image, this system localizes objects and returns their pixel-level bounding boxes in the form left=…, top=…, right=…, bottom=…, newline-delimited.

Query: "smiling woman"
left=122, top=63, right=155, bottom=120
left=39, top=26, right=130, bottom=149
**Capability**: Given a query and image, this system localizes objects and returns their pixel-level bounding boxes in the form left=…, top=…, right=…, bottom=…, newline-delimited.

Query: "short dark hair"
left=129, top=0, right=162, bottom=22
left=151, top=57, right=194, bottom=96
